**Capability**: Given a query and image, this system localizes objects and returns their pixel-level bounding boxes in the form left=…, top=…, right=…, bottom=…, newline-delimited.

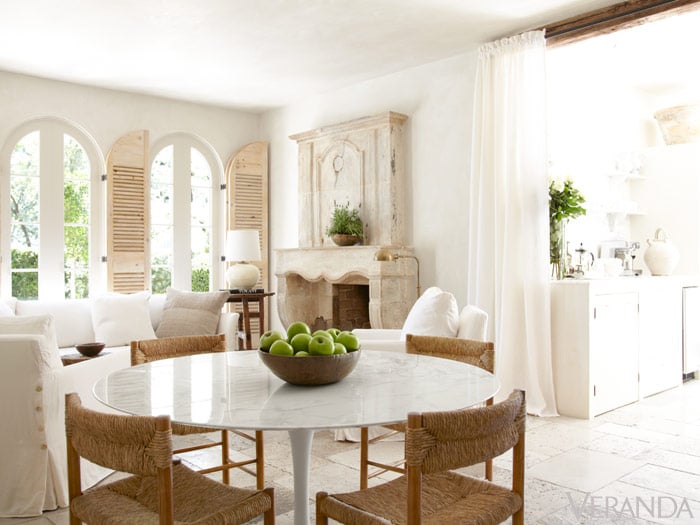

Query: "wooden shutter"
left=106, top=130, right=149, bottom=292
left=225, top=142, right=269, bottom=331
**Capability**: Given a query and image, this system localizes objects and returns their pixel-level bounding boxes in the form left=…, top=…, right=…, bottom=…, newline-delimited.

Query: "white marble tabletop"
left=93, top=349, right=499, bottom=430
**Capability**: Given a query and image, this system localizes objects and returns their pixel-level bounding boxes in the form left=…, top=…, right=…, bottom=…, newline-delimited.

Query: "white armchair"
left=353, top=287, right=489, bottom=352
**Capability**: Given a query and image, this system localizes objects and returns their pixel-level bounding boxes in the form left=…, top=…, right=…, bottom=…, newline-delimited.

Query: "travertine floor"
left=3, top=378, right=699, bottom=524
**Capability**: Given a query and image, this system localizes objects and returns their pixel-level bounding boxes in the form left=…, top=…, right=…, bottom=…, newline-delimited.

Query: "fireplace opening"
left=333, top=284, right=370, bottom=331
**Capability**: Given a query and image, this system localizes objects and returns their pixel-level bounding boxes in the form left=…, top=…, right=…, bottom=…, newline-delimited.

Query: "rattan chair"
left=65, top=393, right=275, bottom=525
left=318, top=389, right=525, bottom=525
left=359, top=334, right=496, bottom=488
left=130, top=334, right=265, bottom=488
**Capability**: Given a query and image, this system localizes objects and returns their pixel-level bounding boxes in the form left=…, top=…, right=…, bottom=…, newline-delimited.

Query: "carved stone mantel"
left=275, top=246, right=418, bottom=329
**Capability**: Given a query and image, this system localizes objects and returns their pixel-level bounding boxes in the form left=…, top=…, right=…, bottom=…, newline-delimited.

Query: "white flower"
left=550, top=177, right=565, bottom=193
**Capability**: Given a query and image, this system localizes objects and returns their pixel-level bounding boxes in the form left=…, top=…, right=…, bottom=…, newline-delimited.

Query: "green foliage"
left=549, top=178, right=586, bottom=225
left=192, top=267, right=210, bottom=292
left=11, top=249, right=38, bottom=299
left=325, top=202, right=363, bottom=237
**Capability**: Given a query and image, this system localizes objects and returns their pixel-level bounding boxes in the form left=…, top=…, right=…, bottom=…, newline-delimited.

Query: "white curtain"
left=467, top=30, right=557, bottom=416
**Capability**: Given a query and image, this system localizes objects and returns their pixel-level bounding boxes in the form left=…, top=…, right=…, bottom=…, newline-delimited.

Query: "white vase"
left=643, top=228, right=680, bottom=276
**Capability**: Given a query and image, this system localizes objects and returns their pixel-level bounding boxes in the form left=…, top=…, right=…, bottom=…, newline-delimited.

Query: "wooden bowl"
left=258, top=349, right=360, bottom=385
left=75, top=342, right=105, bottom=357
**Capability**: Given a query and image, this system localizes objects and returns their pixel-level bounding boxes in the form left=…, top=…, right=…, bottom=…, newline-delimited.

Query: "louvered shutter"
left=225, top=142, right=269, bottom=330
left=106, top=130, right=149, bottom=292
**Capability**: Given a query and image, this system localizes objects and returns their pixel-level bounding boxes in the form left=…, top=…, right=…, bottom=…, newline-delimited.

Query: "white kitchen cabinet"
left=551, top=276, right=695, bottom=419
left=551, top=280, right=639, bottom=419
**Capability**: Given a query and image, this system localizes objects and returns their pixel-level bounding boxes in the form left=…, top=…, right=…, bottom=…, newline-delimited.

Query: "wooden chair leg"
left=316, top=492, right=329, bottom=525
left=359, top=426, right=369, bottom=489
left=255, top=430, right=265, bottom=490
left=221, top=430, right=230, bottom=485
left=263, top=487, right=275, bottom=525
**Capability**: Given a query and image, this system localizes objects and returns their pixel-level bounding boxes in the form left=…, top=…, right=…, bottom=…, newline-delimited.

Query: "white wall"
left=0, top=71, right=261, bottom=161
left=261, top=51, right=479, bottom=328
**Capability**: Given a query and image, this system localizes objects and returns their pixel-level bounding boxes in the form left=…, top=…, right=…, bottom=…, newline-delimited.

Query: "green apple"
left=260, top=330, right=285, bottom=352
left=286, top=321, right=311, bottom=341
left=269, top=339, right=294, bottom=356
left=290, top=333, right=312, bottom=354
left=308, top=334, right=335, bottom=356
left=336, top=331, right=360, bottom=352
left=295, top=351, right=310, bottom=357
left=326, top=327, right=341, bottom=341
left=311, top=329, right=333, bottom=342
left=333, top=342, right=347, bottom=354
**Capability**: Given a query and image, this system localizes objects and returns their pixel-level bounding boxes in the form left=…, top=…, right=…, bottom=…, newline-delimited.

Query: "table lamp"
left=225, top=229, right=261, bottom=290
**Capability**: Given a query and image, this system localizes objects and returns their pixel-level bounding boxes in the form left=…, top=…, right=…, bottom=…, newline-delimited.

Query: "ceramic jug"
left=643, top=228, right=680, bottom=276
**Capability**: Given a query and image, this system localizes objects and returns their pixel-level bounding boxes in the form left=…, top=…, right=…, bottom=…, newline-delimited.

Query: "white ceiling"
left=0, top=0, right=623, bottom=112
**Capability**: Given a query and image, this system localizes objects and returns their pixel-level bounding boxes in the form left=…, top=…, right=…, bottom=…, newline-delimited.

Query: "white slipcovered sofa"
left=0, top=290, right=239, bottom=517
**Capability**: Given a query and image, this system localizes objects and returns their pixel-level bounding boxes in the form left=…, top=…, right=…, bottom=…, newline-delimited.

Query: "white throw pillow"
left=155, top=287, right=229, bottom=338
left=456, top=305, right=489, bottom=341
left=0, top=314, right=62, bottom=369
left=91, top=291, right=156, bottom=347
left=0, top=300, right=14, bottom=317
left=400, top=286, right=459, bottom=340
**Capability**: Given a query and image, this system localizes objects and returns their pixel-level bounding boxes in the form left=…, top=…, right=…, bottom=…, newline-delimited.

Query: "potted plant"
left=549, top=177, right=586, bottom=279
left=326, top=202, right=364, bottom=246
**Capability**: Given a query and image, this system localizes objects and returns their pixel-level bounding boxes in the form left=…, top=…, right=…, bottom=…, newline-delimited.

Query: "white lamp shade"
left=226, top=229, right=261, bottom=262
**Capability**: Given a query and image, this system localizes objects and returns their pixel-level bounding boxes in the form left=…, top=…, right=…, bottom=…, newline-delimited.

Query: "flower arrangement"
left=549, top=177, right=586, bottom=277
left=549, top=177, right=586, bottom=225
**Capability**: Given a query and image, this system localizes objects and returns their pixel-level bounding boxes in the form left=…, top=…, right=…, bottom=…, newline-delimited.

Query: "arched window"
left=1, top=118, right=103, bottom=300
left=149, top=134, right=222, bottom=293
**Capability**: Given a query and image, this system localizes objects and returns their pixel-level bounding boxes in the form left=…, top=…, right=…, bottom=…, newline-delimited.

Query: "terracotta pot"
left=331, top=234, right=361, bottom=246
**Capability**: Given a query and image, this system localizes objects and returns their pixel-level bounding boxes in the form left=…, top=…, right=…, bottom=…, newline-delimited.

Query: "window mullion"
left=172, top=142, right=191, bottom=290
left=39, top=126, right=64, bottom=300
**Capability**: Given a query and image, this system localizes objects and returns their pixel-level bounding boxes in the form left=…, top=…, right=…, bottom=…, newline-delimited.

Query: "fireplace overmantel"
left=276, top=112, right=415, bottom=329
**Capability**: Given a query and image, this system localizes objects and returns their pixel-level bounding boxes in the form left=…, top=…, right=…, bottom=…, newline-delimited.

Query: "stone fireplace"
left=275, top=112, right=417, bottom=329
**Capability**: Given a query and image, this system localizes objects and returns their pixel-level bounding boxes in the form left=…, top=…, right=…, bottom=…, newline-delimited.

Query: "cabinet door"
left=639, top=282, right=682, bottom=397
left=591, top=292, right=639, bottom=416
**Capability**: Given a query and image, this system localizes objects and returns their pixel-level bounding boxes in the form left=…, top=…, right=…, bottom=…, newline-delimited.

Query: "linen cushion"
left=16, top=298, right=94, bottom=348
left=0, top=300, right=14, bottom=317
left=400, top=286, right=459, bottom=340
left=91, top=291, right=156, bottom=347
left=155, top=288, right=229, bottom=338
left=456, top=305, right=489, bottom=341
left=0, top=314, right=62, bottom=369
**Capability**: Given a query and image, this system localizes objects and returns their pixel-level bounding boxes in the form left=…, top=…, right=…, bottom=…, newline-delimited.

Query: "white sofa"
left=0, top=293, right=239, bottom=518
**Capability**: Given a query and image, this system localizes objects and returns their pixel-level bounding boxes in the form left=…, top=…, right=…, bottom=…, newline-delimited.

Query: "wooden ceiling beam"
left=543, top=0, right=700, bottom=46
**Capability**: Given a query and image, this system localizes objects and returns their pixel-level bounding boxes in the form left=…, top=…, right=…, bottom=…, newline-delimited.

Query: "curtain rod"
left=541, top=0, right=700, bottom=46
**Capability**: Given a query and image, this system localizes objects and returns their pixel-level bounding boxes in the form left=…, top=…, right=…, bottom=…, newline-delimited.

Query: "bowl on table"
left=258, top=349, right=361, bottom=386
left=75, top=342, right=106, bottom=357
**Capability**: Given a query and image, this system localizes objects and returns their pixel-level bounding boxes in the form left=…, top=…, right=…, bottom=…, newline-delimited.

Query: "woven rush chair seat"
left=320, top=471, right=520, bottom=524
left=360, top=335, right=496, bottom=488
left=71, top=463, right=272, bottom=524
left=319, top=389, right=526, bottom=525
left=65, top=392, right=275, bottom=525
left=131, top=334, right=265, bottom=488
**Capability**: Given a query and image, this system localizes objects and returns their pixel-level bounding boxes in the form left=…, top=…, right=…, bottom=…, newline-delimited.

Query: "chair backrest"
left=65, top=392, right=173, bottom=476
left=405, top=334, right=494, bottom=373
left=131, top=333, right=226, bottom=365
left=406, top=389, right=525, bottom=475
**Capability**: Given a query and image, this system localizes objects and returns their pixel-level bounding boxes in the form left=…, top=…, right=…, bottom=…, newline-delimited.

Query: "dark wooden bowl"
left=258, top=349, right=360, bottom=385
left=75, top=342, right=105, bottom=357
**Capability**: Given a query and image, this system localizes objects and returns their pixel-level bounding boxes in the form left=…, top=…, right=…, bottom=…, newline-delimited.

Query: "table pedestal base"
left=288, top=428, right=315, bottom=525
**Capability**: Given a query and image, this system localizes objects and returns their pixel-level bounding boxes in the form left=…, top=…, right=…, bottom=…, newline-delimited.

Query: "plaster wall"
left=261, top=50, right=479, bottom=328
left=0, top=70, right=260, bottom=169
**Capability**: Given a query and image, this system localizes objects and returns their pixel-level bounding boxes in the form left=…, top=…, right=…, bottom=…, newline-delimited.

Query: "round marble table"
left=93, top=349, right=499, bottom=525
